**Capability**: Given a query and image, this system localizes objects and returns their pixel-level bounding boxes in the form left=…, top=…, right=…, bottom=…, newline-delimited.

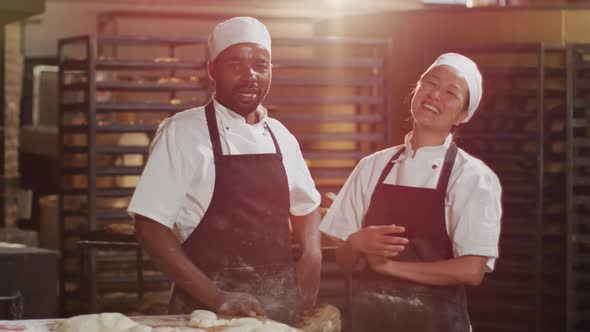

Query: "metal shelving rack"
left=57, top=33, right=393, bottom=315
left=266, top=37, right=393, bottom=319
left=424, top=43, right=568, bottom=332
left=566, top=43, right=590, bottom=332
left=57, top=35, right=209, bottom=314
left=266, top=37, right=393, bottom=196
left=95, top=10, right=316, bottom=39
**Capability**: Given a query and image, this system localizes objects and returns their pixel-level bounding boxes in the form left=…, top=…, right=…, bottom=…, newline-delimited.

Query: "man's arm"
left=366, top=254, right=488, bottom=286
left=290, top=207, right=322, bottom=311
left=134, top=215, right=265, bottom=316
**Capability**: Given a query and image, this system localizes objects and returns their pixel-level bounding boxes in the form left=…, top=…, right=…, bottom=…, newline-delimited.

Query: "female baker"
left=320, top=53, right=502, bottom=331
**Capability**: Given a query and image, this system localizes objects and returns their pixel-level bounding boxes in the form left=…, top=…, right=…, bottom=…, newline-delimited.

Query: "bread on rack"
left=104, top=223, right=135, bottom=236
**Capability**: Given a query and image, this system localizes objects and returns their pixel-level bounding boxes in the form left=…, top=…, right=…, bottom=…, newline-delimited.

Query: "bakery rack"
left=58, top=34, right=209, bottom=314
left=565, top=43, right=590, bottom=332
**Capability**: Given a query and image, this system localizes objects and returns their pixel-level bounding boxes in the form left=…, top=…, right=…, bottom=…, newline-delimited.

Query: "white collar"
left=392, top=131, right=453, bottom=163
left=213, top=99, right=268, bottom=128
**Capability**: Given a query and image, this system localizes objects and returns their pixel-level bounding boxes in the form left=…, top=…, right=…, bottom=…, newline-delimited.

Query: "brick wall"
left=4, top=22, right=22, bottom=227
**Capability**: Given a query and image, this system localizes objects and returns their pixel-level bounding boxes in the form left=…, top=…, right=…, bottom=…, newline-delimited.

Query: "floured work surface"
left=0, top=304, right=340, bottom=332
left=0, top=315, right=295, bottom=332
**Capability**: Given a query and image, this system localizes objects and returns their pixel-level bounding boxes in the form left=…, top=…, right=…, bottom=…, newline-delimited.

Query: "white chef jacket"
left=128, top=100, right=321, bottom=242
left=320, top=132, right=502, bottom=271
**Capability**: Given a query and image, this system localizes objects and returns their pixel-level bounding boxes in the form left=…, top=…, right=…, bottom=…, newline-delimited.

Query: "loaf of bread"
left=105, top=223, right=135, bottom=236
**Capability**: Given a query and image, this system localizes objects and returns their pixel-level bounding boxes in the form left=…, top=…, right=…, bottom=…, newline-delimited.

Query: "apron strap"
left=376, top=141, right=458, bottom=191
left=436, top=142, right=458, bottom=193
left=376, top=147, right=405, bottom=185
left=204, top=101, right=223, bottom=160
left=205, top=101, right=283, bottom=159
left=264, top=122, right=283, bottom=158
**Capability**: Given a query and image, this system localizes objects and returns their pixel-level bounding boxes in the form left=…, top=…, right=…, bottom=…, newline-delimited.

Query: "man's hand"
left=214, top=291, right=266, bottom=317
left=295, top=253, right=321, bottom=313
left=348, top=224, right=408, bottom=257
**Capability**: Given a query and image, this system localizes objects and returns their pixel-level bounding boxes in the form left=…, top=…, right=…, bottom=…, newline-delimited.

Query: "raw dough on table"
left=56, top=313, right=151, bottom=332
left=220, top=319, right=298, bottom=332
left=226, top=318, right=262, bottom=329
left=251, top=322, right=298, bottom=332
left=217, top=317, right=261, bottom=331
left=186, top=309, right=299, bottom=332
left=188, top=310, right=227, bottom=328
left=126, top=326, right=152, bottom=332
left=152, top=328, right=205, bottom=332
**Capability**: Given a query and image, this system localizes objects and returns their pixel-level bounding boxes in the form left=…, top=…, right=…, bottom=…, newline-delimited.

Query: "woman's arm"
left=334, top=225, right=408, bottom=272
left=366, top=254, right=488, bottom=286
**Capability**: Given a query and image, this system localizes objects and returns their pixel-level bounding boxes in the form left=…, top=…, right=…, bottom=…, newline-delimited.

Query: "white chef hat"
left=423, top=53, right=483, bottom=123
left=208, top=17, right=271, bottom=61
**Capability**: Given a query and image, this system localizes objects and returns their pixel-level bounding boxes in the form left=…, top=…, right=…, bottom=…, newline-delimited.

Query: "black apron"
left=168, top=101, right=300, bottom=325
left=352, top=142, right=471, bottom=332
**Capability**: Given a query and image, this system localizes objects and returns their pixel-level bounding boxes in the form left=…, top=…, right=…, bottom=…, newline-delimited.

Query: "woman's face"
left=410, top=65, right=469, bottom=132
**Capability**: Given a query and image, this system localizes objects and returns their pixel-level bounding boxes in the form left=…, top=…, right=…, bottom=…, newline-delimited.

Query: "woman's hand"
left=366, top=254, right=395, bottom=275
left=347, top=224, right=408, bottom=257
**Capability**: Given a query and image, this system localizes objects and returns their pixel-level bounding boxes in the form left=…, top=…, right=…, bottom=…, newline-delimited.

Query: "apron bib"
left=168, top=102, right=300, bottom=325
left=352, top=143, right=470, bottom=332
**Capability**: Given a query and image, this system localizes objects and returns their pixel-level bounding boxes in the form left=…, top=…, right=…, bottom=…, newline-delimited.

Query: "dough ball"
left=188, top=310, right=221, bottom=328
left=189, top=310, right=217, bottom=321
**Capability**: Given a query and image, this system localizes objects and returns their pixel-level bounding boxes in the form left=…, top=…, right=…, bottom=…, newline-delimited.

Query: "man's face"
left=208, top=43, right=272, bottom=117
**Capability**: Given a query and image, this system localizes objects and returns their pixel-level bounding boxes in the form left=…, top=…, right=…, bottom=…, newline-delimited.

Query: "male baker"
left=128, top=17, right=322, bottom=325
